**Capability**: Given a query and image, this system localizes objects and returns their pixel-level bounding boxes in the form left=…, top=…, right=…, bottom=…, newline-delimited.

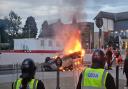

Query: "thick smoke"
left=53, top=0, right=86, bottom=54
left=60, top=0, right=86, bottom=21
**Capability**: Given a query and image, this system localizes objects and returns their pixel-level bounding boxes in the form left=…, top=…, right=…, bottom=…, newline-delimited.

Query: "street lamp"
left=95, top=18, right=103, bottom=48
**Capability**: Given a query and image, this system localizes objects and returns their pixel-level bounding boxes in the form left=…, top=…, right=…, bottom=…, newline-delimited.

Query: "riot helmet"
left=21, top=58, right=36, bottom=78
left=92, top=49, right=106, bottom=68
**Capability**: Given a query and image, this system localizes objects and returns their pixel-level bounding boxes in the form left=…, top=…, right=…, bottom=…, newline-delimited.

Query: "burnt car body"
left=42, top=51, right=83, bottom=71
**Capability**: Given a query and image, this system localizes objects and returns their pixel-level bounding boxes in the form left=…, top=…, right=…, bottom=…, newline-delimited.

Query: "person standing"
left=12, top=58, right=45, bottom=89
left=123, top=49, right=128, bottom=87
left=106, top=47, right=113, bottom=69
left=76, top=49, right=116, bottom=89
left=115, top=52, right=123, bottom=69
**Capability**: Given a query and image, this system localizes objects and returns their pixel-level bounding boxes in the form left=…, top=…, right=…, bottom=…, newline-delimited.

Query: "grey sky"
left=0, top=0, right=128, bottom=30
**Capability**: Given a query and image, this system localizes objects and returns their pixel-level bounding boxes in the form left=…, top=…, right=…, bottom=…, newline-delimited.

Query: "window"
left=41, top=40, right=44, bottom=47
left=48, top=40, right=53, bottom=47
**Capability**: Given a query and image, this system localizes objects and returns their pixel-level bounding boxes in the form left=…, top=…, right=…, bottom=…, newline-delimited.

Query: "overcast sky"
left=0, top=0, right=128, bottom=30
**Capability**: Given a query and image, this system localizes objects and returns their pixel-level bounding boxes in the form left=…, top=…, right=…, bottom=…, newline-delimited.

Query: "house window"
left=48, top=40, right=53, bottom=47
left=41, top=40, right=44, bottom=47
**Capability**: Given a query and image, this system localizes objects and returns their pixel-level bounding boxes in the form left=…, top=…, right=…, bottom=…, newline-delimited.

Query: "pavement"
left=0, top=57, right=126, bottom=89
left=0, top=67, right=127, bottom=89
left=108, top=67, right=126, bottom=89
left=0, top=71, right=79, bottom=89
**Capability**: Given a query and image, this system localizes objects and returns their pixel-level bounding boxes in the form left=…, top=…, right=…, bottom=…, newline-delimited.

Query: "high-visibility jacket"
left=13, top=78, right=38, bottom=89
left=81, top=68, right=108, bottom=89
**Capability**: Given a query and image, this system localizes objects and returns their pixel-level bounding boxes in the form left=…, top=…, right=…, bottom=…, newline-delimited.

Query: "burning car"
left=42, top=51, right=84, bottom=71
left=42, top=25, right=85, bottom=71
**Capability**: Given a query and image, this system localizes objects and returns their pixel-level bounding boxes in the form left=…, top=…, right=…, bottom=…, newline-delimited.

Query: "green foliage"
left=6, top=11, right=22, bottom=38
left=39, top=20, right=49, bottom=37
left=23, top=16, right=38, bottom=38
left=0, top=11, right=22, bottom=50
left=42, top=20, right=48, bottom=30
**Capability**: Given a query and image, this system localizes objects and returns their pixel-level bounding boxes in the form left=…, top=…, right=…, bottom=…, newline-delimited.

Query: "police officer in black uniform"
left=12, top=58, right=45, bottom=89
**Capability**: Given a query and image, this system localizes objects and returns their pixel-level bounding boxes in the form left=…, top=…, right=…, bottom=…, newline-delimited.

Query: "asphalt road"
left=0, top=67, right=127, bottom=89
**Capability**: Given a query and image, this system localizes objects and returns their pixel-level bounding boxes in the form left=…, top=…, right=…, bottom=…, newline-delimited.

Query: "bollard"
left=55, top=57, right=62, bottom=89
left=56, top=67, right=60, bottom=89
left=116, top=65, right=119, bottom=89
left=16, top=63, right=18, bottom=79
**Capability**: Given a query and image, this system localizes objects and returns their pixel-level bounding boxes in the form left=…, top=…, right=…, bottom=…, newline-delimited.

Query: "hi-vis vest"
left=81, top=68, right=108, bottom=89
left=13, top=79, right=38, bottom=89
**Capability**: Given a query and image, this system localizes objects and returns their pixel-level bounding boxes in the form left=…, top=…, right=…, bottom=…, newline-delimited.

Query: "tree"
left=42, top=20, right=49, bottom=30
left=5, top=11, right=22, bottom=38
left=0, top=19, right=10, bottom=50
left=2, top=11, right=22, bottom=50
left=23, top=16, right=38, bottom=38
left=39, top=20, right=49, bottom=37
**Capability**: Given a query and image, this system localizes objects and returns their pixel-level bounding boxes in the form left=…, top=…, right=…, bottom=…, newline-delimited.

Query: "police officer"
left=76, top=49, right=116, bottom=89
left=12, top=58, right=45, bottom=89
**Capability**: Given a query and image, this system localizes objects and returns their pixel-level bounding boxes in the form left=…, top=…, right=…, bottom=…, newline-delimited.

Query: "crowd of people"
left=105, top=47, right=123, bottom=70
left=11, top=48, right=128, bottom=89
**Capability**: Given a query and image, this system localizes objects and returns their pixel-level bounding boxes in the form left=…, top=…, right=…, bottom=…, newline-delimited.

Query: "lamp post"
left=99, top=28, right=102, bottom=48
left=95, top=18, right=103, bottom=48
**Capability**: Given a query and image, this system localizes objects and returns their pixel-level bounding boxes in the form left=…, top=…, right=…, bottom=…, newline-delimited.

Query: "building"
left=95, top=11, right=128, bottom=49
left=78, top=22, right=94, bottom=49
left=0, top=38, right=63, bottom=65
left=39, top=20, right=94, bottom=49
left=93, top=32, right=99, bottom=48
left=14, top=38, right=63, bottom=51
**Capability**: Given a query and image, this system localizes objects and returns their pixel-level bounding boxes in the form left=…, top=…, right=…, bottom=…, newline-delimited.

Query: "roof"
left=39, top=21, right=94, bottom=38
left=94, top=11, right=115, bottom=20
left=116, top=12, right=128, bottom=21
left=95, top=11, right=128, bottom=21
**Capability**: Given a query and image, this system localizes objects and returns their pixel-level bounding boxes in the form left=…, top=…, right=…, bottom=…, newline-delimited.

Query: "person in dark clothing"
left=123, top=49, right=128, bottom=87
left=12, top=58, right=45, bottom=89
left=106, top=47, right=113, bottom=69
left=76, top=49, right=116, bottom=89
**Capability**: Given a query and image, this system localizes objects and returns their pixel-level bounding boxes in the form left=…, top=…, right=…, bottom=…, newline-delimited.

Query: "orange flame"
left=63, top=29, right=85, bottom=56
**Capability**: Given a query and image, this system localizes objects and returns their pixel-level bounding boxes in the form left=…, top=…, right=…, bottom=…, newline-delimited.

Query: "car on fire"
left=41, top=51, right=84, bottom=71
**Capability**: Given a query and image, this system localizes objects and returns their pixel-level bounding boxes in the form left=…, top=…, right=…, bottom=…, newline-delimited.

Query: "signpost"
left=96, top=18, right=103, bottom=48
